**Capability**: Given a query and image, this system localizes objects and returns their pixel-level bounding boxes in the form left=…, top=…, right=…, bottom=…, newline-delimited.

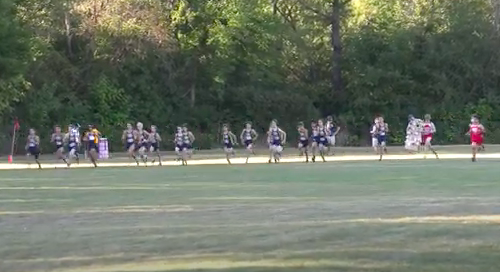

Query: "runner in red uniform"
left=468, top=115, right=485, bottom=162
left=421, top=114, right=439, bottom=159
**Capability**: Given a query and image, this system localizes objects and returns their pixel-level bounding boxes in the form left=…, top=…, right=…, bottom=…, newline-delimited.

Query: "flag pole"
left=9, top=119, right=18, bottom=163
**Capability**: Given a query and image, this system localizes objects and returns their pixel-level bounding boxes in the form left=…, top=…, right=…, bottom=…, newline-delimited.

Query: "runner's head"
left=270, top=119, right=277, bottom=129
left=126, top=123, right=133, bottom=130
left=29, top=128, right=35, bottom=135
left=424, top=114, right=431, bottom=122
left=471, top=115, right=479, bottom=124
left=136, top=122, right=143, bottom=130
left=151, top=125, right=157, bottom=133
left=54, top=125, right=61, bottom=133
left=245, top=122, right=252, bottom=129
left=311, top=120, right=317, bottom=128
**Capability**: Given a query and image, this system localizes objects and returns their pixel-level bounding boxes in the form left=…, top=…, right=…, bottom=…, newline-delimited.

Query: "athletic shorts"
left=271, top=145, right=283, bottom=152
left=318, top=137, right=329, bottom=146
left=377, top=135, right=387, bottom=145
left=28, top=146, right=40, bottom=156
left=87, top=142, right=98, bottom=152
left=126, top=142, right=135, bottom=150
left=150, top=142, right=159, bottom=151
left=68, top=142, right=78, bottom=153
left=471, top=136, right=483, bottom=146
left=422, top=134, right=433, bottom=145
left=299, top=139, right=309, bottom=147
left=135, top=142, right=148, bottom=151
left=175, top=144, right=183, bottom=152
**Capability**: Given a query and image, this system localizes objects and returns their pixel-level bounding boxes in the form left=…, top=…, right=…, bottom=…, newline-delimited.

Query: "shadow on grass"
left=114, top=267, right=384, bottom=272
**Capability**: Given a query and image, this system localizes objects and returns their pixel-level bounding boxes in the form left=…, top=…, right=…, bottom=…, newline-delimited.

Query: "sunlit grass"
left=1, top=160, right=500, bottom=272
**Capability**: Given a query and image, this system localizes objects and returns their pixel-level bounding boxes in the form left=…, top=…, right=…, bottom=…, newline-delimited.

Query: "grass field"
left=1, top=157, right=500, bottom=271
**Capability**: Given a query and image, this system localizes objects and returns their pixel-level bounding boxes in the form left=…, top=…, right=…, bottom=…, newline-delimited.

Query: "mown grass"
left=0, top=160, right=499, bottom=272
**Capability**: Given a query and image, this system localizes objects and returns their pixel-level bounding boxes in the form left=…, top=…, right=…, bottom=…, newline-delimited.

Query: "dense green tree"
left=2, top=0, right=500, bottom=153
left=0, top=0, right=31, bottom=115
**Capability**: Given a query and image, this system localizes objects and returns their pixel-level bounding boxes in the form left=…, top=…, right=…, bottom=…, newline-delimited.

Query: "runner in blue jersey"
left=135, top=122, right=150, bottom=166
left=181, top=124, right=195, bottom=165
left=64, top=124, right=80, bottom=165
left=122, top=123, right=139, bottom=165
left=310, top=121, right=319, bottom=162
left=51, top=125, right=69, bottom=166
left=316, top=119, right=328, bottom=162
left=222, top=124, right=237, bottom=164
left=375, top=116, right=389, bottom=161
left=326, top=115, right=340, bottom=155
left=240, top=122, right=258, bottom=163
left=267, top=119, right=286, bottom=163
left=297, top=122, right=309, bottom=163
left=25, top=128, right=41, bottom=169
left=148, top=125, right=162, bottom=165
left=174, top=126, right=184, bottom=162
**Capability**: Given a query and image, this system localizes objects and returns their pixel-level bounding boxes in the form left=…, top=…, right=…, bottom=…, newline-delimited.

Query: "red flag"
left=13, top=118, right=20, bottom=131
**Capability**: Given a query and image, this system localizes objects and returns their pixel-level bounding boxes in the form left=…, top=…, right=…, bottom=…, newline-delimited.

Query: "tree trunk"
left=492, top=0, right=500, bottom=32
left=190, top=57, right=197, bottom=108
left=330, top=0, right=343, bottom=95
left=190, top=82, right=196, bottom=108
left=64, top=11, right=73, bottom=57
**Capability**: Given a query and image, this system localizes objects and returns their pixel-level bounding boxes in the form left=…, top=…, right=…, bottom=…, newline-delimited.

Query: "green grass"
left=1, top=160, right=500, bottom=272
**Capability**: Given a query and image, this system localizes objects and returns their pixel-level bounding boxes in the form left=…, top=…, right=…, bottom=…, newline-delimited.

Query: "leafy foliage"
left=2, top=0, right=500, bottom=152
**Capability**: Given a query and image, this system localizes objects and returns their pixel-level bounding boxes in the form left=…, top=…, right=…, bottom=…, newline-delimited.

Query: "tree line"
left=1, top=0, right=500, bottom=153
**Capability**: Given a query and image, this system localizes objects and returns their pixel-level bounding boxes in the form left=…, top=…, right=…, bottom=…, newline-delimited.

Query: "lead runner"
left=421, top=114, right=439, bottom=159
left=468, top=115, right=485, bottom=162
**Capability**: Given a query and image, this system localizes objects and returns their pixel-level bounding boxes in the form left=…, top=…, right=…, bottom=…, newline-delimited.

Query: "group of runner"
left=400, top=113, right=485, bottom=161
left=23, top=114, right=485, bottom=168
left=220, top=116, right=340, bottom=164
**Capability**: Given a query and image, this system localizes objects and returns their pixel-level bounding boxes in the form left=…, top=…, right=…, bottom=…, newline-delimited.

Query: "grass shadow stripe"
left=0, top=205, right=193, bottom=215
left=37, top=258, right=398, bottom=272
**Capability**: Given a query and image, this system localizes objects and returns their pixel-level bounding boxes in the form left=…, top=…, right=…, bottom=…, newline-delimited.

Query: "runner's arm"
left=239, top=129, right=245, bottom=142
left=230, top=132, right=237, bottom=145
left=334, top=126, right=340, bottom=136
left=279, top=129, right=287, bottom=144
left=252, top=129, right=258, bottom=141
